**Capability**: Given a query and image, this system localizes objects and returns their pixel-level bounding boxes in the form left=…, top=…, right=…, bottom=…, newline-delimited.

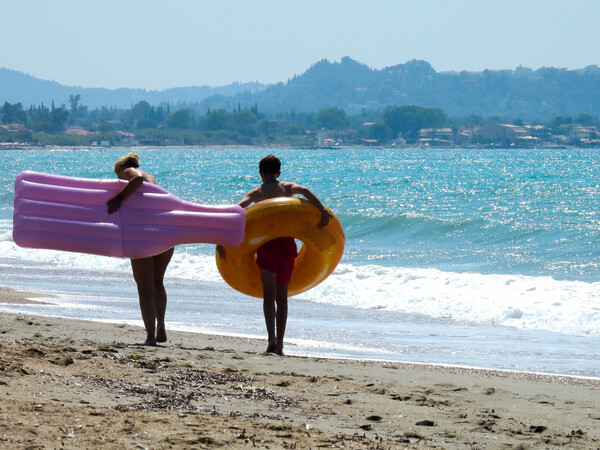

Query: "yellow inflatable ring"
left=216, top=197, right=345, bottom=298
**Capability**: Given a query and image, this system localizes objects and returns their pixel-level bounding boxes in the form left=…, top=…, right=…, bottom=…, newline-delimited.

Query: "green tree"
left=258, top=119, right=278, bottom=138
left=49, top=106, right=69, bottom=132
left=285, top=122, right=305, bottom=135
left=1, top=102, right=26, bottom=124
left=315, top=107, right=348, bottom=130
left=384, top=105, right=447, bottom=141
left=231, top=108, right=258, bottom=135
left=368, top=122, right=390, bottom=141
left=68, top=94, right=88, bottom=124
left=203, top=109, right=228, bottom=131
left=29, top=104, right=69, bottom=132
left=69, top=94, right=81, bottom=116
left=126, top=101, right=153, bottom=127
left=575, top=113, right=594, bottom=126
left=136, top=117, right=159, bottom=129
left=167, top=109, right=192, bottom=129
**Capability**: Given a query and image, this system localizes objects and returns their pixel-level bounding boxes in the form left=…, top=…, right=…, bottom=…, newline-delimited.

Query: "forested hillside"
left=197, top=58, right=600, bottom=121
left=3, top=57, right=600, bottom=122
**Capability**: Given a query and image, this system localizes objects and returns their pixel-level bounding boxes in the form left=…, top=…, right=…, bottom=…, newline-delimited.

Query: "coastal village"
left=320, top=123, right=600, bottom=148
left=2, top=122, right=599, bottom=150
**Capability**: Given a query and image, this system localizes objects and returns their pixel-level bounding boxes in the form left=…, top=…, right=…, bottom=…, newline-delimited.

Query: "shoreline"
left=1, top=287, right=599, bottom=448
left=1, top=143, right=586, bottom=152
left=2, top=285, right=599, bottom=383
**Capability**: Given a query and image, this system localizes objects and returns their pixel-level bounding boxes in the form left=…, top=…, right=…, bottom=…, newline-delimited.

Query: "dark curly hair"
left=259, top=154, right=281, bottom=175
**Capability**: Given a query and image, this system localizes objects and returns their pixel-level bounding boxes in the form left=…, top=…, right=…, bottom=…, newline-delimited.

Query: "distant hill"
left=0, top=68, right=266, bottom=109
left=3, top=58, right=600, bottom=121
left=198, top=57, right=600, bottom=121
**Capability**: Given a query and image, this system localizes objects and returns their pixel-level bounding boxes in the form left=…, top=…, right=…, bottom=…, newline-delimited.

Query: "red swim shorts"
left=256, top=237, right=298, bottom=286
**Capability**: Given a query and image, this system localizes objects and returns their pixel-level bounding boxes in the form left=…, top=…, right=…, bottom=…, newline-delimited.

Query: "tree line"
left=1, top=95, right=598, bottom=147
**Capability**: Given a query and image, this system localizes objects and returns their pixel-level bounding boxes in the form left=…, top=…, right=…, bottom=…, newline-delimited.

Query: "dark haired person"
left=221, top=154, right=330, bottom=355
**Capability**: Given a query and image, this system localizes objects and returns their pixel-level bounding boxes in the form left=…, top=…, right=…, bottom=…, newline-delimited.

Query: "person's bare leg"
left=153, top=248, right=173, bottom=343
left=275, top=284, right=288, bottom=356
left=260, top=269, right=278, bottom=352
left=131, top=257, right=157, bottom=345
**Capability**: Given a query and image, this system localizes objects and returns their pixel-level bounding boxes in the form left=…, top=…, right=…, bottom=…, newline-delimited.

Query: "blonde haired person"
left=107, top=153, right=174, bottom=346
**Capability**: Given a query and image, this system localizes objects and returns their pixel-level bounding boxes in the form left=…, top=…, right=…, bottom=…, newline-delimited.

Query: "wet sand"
left=0, top=287, right=599, bottom=449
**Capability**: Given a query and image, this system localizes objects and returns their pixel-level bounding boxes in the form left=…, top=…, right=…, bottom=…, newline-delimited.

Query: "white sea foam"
left=300, top=264, right=600, bottom=336
left=0, top=237, right=220, bottom=281
left=1, top=236, right=599, bottom=337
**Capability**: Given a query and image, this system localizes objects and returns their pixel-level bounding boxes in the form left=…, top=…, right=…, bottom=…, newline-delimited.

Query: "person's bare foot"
left=266, top=340, right=277, bottom=353
left=135, top=339, right=157, bottom=346
left=156, top=327, right=167, bottom=343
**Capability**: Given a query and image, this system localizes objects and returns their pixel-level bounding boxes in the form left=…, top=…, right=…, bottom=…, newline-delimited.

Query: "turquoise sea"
left=1, top=147, right=600, bottom=377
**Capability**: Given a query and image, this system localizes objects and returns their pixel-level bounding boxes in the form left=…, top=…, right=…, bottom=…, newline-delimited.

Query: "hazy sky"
left=3, top=0, right=599, bottom=90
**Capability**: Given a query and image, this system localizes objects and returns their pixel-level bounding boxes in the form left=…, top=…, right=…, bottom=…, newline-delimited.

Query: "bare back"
left=239, top=180, right=297, bottom=207
left=237, top=172, right=330, bottom=229
left=118, top=167, right=157, bottom=185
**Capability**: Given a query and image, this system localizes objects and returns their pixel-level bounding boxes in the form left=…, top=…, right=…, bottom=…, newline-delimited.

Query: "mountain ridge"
left=3, top=57, right=600, bottom=121
left=0, top=67, right=266, bottom=110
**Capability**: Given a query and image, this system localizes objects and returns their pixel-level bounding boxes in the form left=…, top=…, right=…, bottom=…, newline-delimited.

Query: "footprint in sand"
left=416, top=420, right=435, bottom=427
left=366, top=415, right=382, bottom=422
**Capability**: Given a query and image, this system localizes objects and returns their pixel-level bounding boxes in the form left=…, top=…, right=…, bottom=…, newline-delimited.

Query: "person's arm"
left=238, top=187, right=261, bottom=209
left=106, top=169, right=145, bottom=214
left=290, top=183, right=331, bottom=228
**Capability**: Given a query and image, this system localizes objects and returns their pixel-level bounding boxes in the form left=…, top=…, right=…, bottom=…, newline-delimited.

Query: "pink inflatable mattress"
left=13, top=171, right=245, bottom=259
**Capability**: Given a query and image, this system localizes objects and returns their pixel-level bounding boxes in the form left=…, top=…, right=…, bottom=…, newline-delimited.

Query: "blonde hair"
left=114, top=153, right=141, bottom=174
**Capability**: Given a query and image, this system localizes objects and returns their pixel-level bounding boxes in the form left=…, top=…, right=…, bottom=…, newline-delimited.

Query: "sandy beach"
left=0, top=287, right=599, bottom=449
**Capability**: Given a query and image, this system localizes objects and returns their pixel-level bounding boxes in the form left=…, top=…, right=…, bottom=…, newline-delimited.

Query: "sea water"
left=1, top=147, right=599, bottom=377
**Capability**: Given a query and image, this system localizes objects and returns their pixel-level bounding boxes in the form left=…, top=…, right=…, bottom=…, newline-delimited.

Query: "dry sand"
left=0, top=287, right=599, bottom=449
